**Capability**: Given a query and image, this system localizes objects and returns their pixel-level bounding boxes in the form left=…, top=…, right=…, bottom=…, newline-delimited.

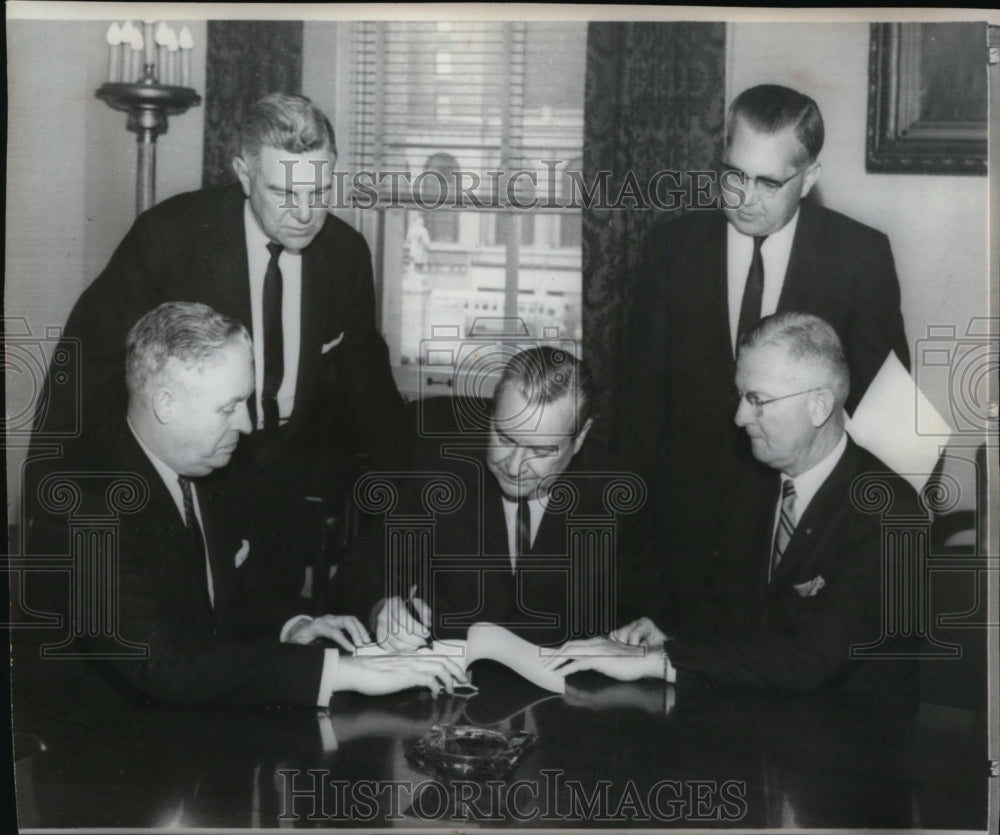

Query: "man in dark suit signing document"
left=31, top=93, right=408, bottom=595
left=336, top=346, right=657, bottom=649
left=550, top=313, right=920, bottom=695
left=622, top=84, right=910, bottom=619
left=14, top=302, right=466, bottom=745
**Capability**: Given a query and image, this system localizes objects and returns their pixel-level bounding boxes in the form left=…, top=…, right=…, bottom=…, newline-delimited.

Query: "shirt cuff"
left=317, top=648, right=340, bottom=706
left=316, top=710, right=338, bottom=752
left=280, top=614, right=313, bottom=643
left=662, top=649, right=677, bottom=684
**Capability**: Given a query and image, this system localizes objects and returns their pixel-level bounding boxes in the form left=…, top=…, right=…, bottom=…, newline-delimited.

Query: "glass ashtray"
left=405, top=723, right=535, bottom=780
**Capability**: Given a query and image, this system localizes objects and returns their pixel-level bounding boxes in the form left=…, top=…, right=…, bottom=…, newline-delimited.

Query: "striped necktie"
left=771, top=479, right=796, bottom=579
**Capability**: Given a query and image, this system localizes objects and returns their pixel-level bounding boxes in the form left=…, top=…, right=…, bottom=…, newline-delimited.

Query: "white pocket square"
left=234, top=539, right=250, bottom=568
left=793, top=575, right=826, bottom=597
left=321, top=332, right=345, bottom=353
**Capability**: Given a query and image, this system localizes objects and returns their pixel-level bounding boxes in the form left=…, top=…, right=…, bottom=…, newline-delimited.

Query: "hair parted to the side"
left=238, top=92, right=337, bottom=160
left=495, top=345, right=593, bottom=432
left=727, top=84, right=824, bottom=163
left=126, top=301, right=251, bottom=398
left=738, top=311, right=850, bottom=404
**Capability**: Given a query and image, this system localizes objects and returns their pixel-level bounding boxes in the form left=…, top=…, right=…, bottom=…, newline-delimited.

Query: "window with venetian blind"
left=348, top=20, right=586, bottom=394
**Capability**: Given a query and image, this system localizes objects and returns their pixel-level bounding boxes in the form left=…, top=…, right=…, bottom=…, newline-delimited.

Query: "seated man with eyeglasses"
left=621, top=83, right=910, bottom=629
left=334, top=346, right=658, bottom=650
left=547, top=313, right=920, bottom=694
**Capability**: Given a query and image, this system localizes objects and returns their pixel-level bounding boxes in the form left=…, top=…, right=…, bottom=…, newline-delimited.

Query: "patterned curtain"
left=202, top=21, right=304, bottom=187
left=582, top=22, right=726, bottom=446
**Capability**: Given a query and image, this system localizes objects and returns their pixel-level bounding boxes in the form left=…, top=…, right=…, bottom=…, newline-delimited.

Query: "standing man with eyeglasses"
left=621, top=84, right=909, bottom=629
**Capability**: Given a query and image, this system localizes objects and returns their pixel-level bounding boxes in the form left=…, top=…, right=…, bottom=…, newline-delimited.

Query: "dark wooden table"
left=14, top=665, right=989, bottom=831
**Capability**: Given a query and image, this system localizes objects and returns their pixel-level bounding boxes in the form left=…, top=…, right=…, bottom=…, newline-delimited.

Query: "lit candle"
left=142, top=20, right=155, bottom=67
left=106, top=22, right=122, bottom=83
left=166, top=28, right=179, bottom=86
left=130, top=29, right=144, bottom=83
left=178, top=26, right=193, bottom=87
left=120, top=20, right=135, bottom=80
left=155, top=22, right=170, bottom=81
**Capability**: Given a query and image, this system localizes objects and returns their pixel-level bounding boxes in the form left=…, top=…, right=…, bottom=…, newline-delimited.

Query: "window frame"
left=340, top=20, right=585, bottom=398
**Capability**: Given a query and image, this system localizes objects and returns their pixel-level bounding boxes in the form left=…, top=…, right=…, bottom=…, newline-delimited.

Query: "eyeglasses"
left=733, top=387, right=822, bottom=417
left=718, top=161, right=805, bottom=199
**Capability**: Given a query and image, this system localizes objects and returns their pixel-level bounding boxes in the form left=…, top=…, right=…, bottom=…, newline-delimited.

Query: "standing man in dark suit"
left=13, top=302, right=465, bottom=745
left=335, top=346, right=656, bottom=649
left=549, top=313, right=920, bottom=693
left=31, top=93, right=408, bottom=595
left=623, top=84, right=910, bottom=620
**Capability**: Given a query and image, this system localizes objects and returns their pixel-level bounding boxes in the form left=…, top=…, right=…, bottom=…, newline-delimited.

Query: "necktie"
left=516, top=498, right=531, bottom=560
left=771, top=479, right=796, bottom=579
left=262, top=242, right=284, bottom=432
left=178, top=475, right=213, bottom=600
left=736, top=235, right=768, bottom=345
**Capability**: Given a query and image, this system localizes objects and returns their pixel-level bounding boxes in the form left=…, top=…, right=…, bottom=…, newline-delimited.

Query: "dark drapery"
left=581, top=22, right=726, bottom=446
left=202, top=21, right=304, bottom=187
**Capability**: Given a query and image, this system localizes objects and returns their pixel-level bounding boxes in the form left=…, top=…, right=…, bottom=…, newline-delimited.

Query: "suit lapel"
left=198, top=485, right=234, bottom=624
left=530, top=500, right=554, bottom=556
left=775, top=200, right=817, bottom=315
left=748, top=477, right=781, bottom=597
left=115, top=426, right=216, bottom=614
left=482, top=473, right=511, bottom=559
left=296, top=244, right=327, bottom=420
left=706, top=212, right=736, bottom=366
left=200, top=187, right=253, bottom=332
left=122, top=431, right=194, bottom=554
left=768, top=440, right=857, bottom=589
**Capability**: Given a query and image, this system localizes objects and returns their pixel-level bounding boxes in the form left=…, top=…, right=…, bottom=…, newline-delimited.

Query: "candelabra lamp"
left=96, top=21, right=201, bottom=215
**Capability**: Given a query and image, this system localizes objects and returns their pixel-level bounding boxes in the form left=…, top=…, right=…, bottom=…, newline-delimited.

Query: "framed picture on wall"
left=867, top=21, right=989, bottom=174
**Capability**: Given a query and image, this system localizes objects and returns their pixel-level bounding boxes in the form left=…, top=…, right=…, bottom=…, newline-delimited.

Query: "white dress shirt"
left=244, top=202, right=302, bottom=430
left=727, top=209, right=800, bottom=352
left=772, top=432, right=849, bottom=548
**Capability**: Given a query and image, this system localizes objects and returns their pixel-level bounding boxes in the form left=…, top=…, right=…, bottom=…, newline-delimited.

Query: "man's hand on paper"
left=374, top=585, right=432, bottom=651
left=542, top=636, right=662, bottom=682
left=285, top=614, right=371, bottom=652
left=611, top=617, right=668, bottom=649
left=335, top=653, right=469, bottom=698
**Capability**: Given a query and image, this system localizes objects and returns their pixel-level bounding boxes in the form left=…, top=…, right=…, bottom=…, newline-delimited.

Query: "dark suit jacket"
left=621, top=200, right=910, bottom=602
left=12, top=420, right=327, bottom=743
left=334, top=444, right=657, bottom=646
left=34, top=183, right=408, bottom=473
left=665, top=438, right=921, bottom=694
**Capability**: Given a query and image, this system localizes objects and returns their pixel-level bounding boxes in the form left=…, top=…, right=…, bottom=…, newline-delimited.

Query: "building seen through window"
left=349, top=21, right=586, bottom=394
